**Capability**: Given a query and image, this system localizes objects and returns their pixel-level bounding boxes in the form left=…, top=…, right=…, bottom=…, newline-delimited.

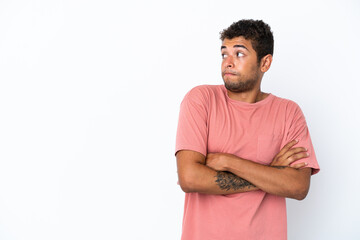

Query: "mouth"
left=223, top=71, right=237, bottom=76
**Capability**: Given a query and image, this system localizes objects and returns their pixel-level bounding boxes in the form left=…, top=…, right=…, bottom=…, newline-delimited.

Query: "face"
left=221, top=37, right=262, bottom=93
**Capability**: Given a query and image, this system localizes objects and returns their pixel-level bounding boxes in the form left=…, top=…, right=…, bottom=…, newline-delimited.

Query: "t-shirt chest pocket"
left=256, top=134, right=283, bottom=165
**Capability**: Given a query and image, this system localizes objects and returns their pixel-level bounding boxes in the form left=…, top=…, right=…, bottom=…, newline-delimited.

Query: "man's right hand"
left=270, top=139, right=309, bottom=169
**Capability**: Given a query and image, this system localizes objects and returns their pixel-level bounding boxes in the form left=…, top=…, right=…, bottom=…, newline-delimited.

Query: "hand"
left=205, top=153, right=234, bottom=171
left=270, top=139, right=309, bottom=169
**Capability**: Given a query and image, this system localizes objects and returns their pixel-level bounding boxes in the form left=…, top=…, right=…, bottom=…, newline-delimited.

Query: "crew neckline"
left=220, top=85, right=274, bottom=108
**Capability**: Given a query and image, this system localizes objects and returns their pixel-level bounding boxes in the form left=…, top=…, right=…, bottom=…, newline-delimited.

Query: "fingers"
left=271, top=139, right=310, bottom=167
left=283, top=151, right=309, bottom=166
left=282, top=147, right=308, bottom=161
left=275, top=139, right=299, bottom=158
left=291, top=162, right=308, bottom=169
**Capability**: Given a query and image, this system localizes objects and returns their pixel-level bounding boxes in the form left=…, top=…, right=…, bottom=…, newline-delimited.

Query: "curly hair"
left=220, top=19, right=274, bottom=63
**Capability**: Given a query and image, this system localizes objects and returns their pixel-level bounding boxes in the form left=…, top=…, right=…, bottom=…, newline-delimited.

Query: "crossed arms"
left=176, top=140, right=312, bottom=200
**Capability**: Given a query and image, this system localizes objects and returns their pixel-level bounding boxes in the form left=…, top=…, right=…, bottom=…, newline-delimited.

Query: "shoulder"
left=185, top=84, right=222, bottom=96
left=271, top=95, right=302, bottom=111
left=183, top=85, right=223, bottom=103
left=271, top=95, right=305, bottom=120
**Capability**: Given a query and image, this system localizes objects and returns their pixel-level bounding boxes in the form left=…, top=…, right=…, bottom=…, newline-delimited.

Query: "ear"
left=260, top=54, right=273, bottom=73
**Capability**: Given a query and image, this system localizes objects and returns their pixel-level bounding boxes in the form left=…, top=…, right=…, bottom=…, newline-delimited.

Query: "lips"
left=223, top=71, right=237, bottom=76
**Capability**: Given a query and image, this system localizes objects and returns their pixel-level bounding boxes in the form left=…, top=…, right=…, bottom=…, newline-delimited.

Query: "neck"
left=227, top=88, right=268, bottom=103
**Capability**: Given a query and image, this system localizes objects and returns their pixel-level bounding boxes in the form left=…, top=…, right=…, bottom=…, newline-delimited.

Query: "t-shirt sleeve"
left=175, top=87, right=208, bottom=157
left=283, top=102, right=320, bottom=175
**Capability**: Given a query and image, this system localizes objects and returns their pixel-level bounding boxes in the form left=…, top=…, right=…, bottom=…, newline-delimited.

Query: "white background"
left=0, top=0, right=359, bottom=239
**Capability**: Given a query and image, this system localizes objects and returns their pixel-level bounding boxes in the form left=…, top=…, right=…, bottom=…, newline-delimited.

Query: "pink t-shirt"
left=175, top=85, right=320, bottom=240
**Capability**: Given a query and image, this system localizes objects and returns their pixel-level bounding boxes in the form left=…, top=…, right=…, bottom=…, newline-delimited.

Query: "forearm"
left=224, top=157, right=310, bottom=200
left=179, top=162, right=259, bottom=195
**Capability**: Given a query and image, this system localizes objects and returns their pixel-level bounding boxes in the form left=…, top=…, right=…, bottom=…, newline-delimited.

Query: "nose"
left=224, top=56, right=234, bottom=68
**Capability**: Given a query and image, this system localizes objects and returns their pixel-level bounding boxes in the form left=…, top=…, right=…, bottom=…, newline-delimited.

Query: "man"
left=175, top=19, right=320, bottom=240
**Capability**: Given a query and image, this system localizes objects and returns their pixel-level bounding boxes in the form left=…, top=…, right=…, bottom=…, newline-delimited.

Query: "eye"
left=221, top=53, right=227, bottom=59
left=237, top=52, right=244, bottom=57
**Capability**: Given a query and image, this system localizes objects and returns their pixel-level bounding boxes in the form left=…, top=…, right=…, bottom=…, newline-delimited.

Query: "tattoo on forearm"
left=271, top=166, right=286, bottom=169
left=215, top=171, right=256, bottom=191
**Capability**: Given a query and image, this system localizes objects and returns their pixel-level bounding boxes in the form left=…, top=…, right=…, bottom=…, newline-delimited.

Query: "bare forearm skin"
left=224, top=156, right=311, bottom=200
left=179, top=162, right=259, bottom=195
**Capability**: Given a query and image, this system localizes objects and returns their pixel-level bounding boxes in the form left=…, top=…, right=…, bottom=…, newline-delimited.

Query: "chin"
left=224, top=79, right=257, bottom=93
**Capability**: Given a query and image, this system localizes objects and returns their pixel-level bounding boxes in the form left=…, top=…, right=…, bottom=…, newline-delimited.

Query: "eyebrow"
left=221, top=44, right=249, bottom=51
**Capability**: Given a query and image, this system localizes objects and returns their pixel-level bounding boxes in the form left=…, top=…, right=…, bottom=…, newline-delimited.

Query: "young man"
left=175, top=19, right=320, bottom=240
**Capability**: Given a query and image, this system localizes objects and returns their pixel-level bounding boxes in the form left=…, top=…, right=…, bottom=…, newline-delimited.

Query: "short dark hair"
left=220, top=19, right=274, bottom=63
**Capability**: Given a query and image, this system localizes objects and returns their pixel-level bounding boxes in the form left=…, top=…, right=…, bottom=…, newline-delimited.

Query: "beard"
left=224, top=77, right=257, bottom=93
left=223, top=71, right=260, bottom=93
